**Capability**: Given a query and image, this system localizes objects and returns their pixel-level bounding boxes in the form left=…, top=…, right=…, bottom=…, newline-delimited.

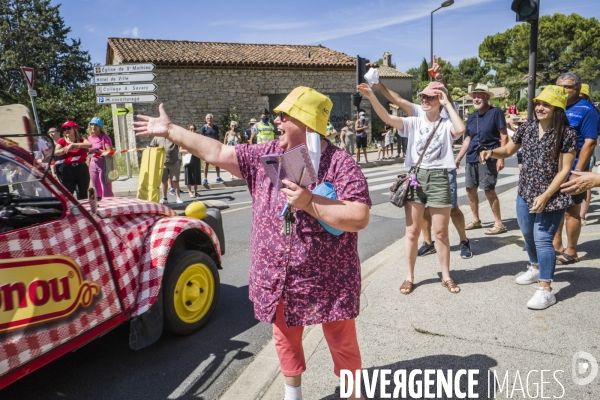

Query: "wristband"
left=491, top=149, right=494, bottom=157
left=303, top=193, right=314, bottom=210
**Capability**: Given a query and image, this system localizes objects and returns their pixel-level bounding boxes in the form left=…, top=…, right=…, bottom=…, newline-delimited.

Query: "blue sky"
left=54, top=0, right=600, bottom=73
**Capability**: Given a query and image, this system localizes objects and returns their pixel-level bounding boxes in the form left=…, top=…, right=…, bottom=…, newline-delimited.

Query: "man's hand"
left=281, top=179, right=313, bottom=210
left=134, top=103, right=173, bottom=138
left=496, top=159, right=505, bottom=172
left=455, top=158, right=461, bottom=170
left=560, top=171, right=600, bottom=195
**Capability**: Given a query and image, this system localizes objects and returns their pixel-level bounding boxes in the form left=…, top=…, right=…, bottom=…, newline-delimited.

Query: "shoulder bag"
left=389, top=119, right=443, bottom=208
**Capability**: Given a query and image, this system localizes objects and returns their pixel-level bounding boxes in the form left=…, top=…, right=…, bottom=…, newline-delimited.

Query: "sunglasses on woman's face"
left=420, top=94, right=437, bottom=101
left=277, top=111, right=288, bottom=121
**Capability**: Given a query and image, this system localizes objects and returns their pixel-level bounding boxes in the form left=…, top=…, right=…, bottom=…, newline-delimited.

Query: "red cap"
left=61, top=120, right=79, bottom=131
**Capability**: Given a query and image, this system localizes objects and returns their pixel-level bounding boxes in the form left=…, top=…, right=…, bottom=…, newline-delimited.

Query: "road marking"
left=167, top=353, right=216, bottom=399
left=222, top=205, right=253, bottom=214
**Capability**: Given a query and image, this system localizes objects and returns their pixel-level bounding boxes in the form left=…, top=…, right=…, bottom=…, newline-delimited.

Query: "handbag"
left=103, top=155, right=119, bottom=184
left=389, top=119, right=443, bottom=208
left=182, top=153, right=193, bottom=166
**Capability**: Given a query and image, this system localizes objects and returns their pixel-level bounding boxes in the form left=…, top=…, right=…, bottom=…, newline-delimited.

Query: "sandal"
left=442, top=279, right=461, bottom=294
left=399, top=280, right=414, bottom=295
left=556, top=252, right=578, bottom=265
left=465, top=220, right=482, bottom=230
left=484, top=224, right=507, bottom=235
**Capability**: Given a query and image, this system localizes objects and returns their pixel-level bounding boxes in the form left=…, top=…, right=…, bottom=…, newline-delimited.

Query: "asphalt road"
left=1, top=157, right=519, bottom=400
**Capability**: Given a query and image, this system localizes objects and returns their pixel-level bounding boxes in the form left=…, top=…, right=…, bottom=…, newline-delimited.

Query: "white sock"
left=284, top=383, right=302, bottom=400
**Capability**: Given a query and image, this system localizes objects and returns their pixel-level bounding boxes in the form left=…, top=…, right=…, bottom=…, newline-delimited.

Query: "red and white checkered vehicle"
left=0, top=107, right=225, bottom=390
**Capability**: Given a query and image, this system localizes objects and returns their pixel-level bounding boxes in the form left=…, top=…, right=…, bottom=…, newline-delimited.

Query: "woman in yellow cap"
left=480, top=85, right=577, bottom=310
left=133, top=87, right=370, bottom=399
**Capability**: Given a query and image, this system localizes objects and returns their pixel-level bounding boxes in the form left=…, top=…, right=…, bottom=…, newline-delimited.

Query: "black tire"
left=163, top=250, right=220, bottom=335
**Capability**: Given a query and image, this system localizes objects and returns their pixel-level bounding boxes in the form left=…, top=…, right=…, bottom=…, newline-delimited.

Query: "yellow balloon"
left=185, top=201, right=207, bottom=220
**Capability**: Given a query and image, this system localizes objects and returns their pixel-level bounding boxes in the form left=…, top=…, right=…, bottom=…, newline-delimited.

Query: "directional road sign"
left=113, top=107, right=134, bottom=116
left=97, top=95, right=157, bottom=104
left=96, top=84, right=157, bottom=94
left=94, top=63, right=155, bottom=75
left=94, top=73, right=156, bottom=84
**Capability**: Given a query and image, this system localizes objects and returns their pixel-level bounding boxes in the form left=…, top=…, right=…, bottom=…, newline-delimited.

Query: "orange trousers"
left=272, top=299, right=362, bottom=377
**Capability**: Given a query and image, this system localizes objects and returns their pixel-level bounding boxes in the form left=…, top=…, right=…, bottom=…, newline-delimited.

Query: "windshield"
left=0, top=136, right=54, bottom=196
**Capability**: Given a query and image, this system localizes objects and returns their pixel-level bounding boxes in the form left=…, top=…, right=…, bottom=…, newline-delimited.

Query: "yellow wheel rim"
left=173, top=263, right=215, bottom=323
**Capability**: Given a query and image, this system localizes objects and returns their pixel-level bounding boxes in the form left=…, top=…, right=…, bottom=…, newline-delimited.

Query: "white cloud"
left=85, top=26, right=95, bottom=33
left=123, top=27, right=139, bottom=37
left=239, top=0, right=493, bottom=44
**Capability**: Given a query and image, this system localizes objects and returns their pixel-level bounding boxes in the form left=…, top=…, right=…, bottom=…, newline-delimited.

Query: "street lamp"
left=431, top=0, right=454, bottom=78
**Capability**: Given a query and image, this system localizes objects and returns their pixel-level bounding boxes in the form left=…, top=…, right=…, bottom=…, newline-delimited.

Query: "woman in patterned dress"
left=480, top=85, right=577, bottom=310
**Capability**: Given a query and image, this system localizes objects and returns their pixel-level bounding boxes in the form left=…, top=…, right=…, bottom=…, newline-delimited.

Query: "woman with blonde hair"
left=87, top=117, right=114, bottom=197
left=358, top=81, right=465, bottom=294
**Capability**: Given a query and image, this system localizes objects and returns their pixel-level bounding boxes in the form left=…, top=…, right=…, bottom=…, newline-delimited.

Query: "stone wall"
left=114, top=67, right=373, bottom=164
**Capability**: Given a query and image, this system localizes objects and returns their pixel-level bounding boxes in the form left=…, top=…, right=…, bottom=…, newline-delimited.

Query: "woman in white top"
left=358, top=81, right=465, bottom=294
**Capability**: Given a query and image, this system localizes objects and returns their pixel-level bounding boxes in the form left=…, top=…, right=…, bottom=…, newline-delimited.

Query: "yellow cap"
left=185, top=201, right=207, bottom=220
left=581, top=83, right=590, bottom=97
left=533, top=85, right=568, bottom=110
left=273, top=87, right=332, bottom=135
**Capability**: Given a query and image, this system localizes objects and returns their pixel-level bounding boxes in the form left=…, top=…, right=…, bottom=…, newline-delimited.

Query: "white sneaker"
left=515, top=263, right=540, bottom=285
left=526, top=287, right=557, bottom=310
left=176, top=197, right=184, bottom=204
left=159, top=198, right=168, bottom=205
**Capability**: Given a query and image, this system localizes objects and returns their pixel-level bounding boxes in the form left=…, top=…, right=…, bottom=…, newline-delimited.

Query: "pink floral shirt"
left=236, top=140, right=371, bottom=327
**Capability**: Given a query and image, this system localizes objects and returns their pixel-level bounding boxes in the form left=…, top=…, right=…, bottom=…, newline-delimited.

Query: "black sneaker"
left=417, top=241, right=436, bottom=257
left=460, top=240, right=473, bottom=259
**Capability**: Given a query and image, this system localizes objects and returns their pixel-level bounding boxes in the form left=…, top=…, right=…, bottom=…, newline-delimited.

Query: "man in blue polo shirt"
left=553, top=72, right=599, bottom=265
left=455, top=84, right=508, bottom=235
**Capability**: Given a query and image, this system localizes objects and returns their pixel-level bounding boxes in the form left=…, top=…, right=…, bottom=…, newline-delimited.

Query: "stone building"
left=104, top=38, right=375, bottom=160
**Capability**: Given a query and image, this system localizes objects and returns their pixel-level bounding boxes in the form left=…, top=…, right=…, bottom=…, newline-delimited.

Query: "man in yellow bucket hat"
left=134, top=87, right=371, bottom=399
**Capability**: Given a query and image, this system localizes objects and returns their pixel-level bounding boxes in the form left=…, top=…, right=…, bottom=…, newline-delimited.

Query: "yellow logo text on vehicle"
left=0, top=256, right=101, bottom=333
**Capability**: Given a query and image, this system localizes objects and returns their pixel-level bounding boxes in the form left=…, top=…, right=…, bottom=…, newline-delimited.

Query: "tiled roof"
left=106, top=38, right=357, bottom=69
left=376, top=64, right=412, bottom=79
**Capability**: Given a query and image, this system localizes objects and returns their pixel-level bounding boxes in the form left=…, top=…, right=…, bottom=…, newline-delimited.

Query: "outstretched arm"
left=134, top=104, right=241, bottom=177
left=372, top=82, right=414, bottom=116
left=357, top=83, right=404, bottom=132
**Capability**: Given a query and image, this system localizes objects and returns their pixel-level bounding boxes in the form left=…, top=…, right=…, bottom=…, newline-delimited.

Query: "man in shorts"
left=455, top=83, right=507, bottom=235
left=354, top=111, right=369, bottom=163
left=553, top=72, right=599, bottom=264
left=372, top=57, right=472, bottom=258
left=150, top=135, right=183, bottom=204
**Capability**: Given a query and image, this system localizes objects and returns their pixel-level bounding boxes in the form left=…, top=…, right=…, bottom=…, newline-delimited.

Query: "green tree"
left=479, top=13, right=600, bottom=90
left=0, top=0, right=99, bottom=136
left=454, top=57, right=491, bottom=88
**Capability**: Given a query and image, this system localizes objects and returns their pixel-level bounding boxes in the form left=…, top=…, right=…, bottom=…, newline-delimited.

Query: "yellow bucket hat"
left=273, top=87, right=332, bottom=135
left=533, top=85, right=568, bottom=110
left=581, top=83, right=590, bottom=97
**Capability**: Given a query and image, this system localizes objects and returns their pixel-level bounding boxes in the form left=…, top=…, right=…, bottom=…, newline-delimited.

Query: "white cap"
left=359, top=111, right=366, bottom=115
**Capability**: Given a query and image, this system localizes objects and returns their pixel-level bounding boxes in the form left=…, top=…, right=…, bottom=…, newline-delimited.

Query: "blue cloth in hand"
left=312, top=182, right=344, bottom=236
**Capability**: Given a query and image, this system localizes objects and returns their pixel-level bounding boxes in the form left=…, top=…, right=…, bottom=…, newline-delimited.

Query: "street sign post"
left=96, top=84, right=157, bottom=95
left=97, top=95, right=157, bottom=104
left=94, top=73, right=156, bottom=84
left=93, top=64, right=159, bottom=178
left=94, top=63, right=155, bottom=75
left=20, top=67, right=42, bottom=135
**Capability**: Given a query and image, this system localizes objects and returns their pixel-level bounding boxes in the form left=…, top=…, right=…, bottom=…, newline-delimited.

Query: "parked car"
left=0, top=105, right=225, bottom=389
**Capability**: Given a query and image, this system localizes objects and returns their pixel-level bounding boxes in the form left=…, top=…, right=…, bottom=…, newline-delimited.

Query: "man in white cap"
left=245, top=118, right=257, bottom=144
left=455, top=83, right=508, bottom=235
left=134, top=87, right=370, bottom=400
